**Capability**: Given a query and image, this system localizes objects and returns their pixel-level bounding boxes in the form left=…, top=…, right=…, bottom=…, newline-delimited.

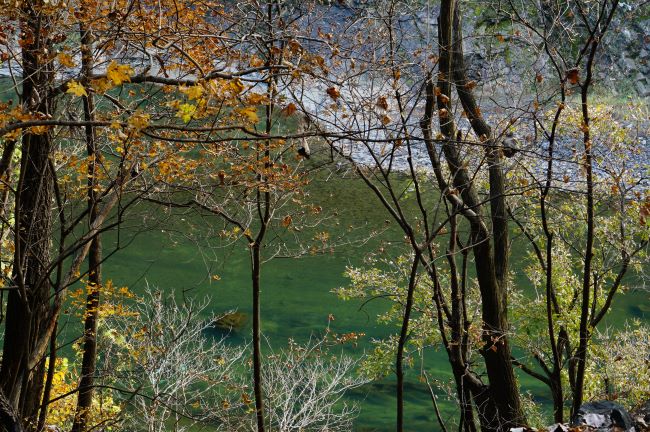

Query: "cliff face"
left=600, top=9, right=650, bottom=98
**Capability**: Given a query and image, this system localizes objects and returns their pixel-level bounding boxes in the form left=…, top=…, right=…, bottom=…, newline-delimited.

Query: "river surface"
left=71, top=172, right=649, bottom=432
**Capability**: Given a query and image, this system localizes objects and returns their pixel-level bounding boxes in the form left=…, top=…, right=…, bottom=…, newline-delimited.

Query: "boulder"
left=546, top=423, right=569, bottom=432
left=635, top=80, right=650, bottom=98
left=631, top=400, right=650, bottom=431
left=571, top=401, right=635, bottom=432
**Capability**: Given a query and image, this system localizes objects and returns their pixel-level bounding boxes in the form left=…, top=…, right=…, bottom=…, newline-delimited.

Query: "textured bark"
left=0, top=5, right=56, bottom=429
left=436, top=1, right=525, bottom=429
left=396, top=254, right=420, bottom=432
left=71, top=22, right=102, bottom=432
left=0, top=390, right=23, bottom=432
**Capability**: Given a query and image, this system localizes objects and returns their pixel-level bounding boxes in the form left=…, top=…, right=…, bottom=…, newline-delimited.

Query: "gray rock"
left=635, top=80, right=650, bottom=97
left=621, top=57, right=637, bottom=71
left=571, top=401, right=635, bottom=432
left=547, top=423, right=568, bottom=432
left=631, top=400, right=650, bottom=431
left=623, top=29, right=634, bottom=41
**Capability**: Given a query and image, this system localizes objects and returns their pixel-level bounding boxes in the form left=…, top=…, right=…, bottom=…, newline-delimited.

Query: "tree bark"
left=251, top=240, right=266, bottom=432
left=396, top=254, right=420, bottom=432
left=0, top=390, right=23, bottom=432
left=436, top=1, right=525, bottom=429
left=71, top=22, right=102, bottom=432
left=0, top=5, right=55, bottom=428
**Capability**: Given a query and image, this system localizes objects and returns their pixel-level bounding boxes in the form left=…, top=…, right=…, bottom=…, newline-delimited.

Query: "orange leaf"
left=566, top=68, right=580, bottom=85
left=282, top=103, right=297, bottom=116
left=376, top=96, right=388, bottom=110
left=326, top=87, right=340, bottom=100
left=282, top=215, right=292, bottom=227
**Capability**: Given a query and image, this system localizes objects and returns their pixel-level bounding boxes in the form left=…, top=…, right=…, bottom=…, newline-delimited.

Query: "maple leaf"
left=281, top=103, right=297, bottom=116
left=282, top=215, right=292, bottom=227
left=57, top=52, right=75, bottom=68
left=128, top=111, right=151, bottom=130
left=176, top=103, right=197, bottom=123
left=181, top=85, right=203, bottom=100
left=90, top=78, right=112, bottom=94
left=240, top=106, right=259, bottom=123
left=229, top=79, right=245, bottom=94
left=106, top=61, right=134, bottom=85
left=250, top=55, right=264, bottom=67
left=248, top=93, right=267, bottom=104
left=326, top=87, right=340, bottom=100
left=376, top=96, right=388, bottom=110
left=566, top=68, right=580, bottom=85
left=66, top=80, right=88, bottom=97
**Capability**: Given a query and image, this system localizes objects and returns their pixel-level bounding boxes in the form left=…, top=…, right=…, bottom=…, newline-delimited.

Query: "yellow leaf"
left=248, top=93, right=267, bottom=104
left=240, top=106, right=259, bottom=123
left=106, top=61, right=134, bottom=85
left=57, top=52, right=75, bottom=68
left=181, top=85, right=204, bottom=100
left=282, top=215, right=292, bottom=227
left=176, top=103, right=196, bottom=123
left=90, top=78, right=112, bottom=93
left=66, top=80, right=88, bottom=97
left=128, top=111, right=150, bottom=130
left=229, top=79, right=245, bottom=94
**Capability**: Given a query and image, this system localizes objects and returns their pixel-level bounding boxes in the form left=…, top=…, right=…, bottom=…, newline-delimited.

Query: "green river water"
left=55, top=169, right=649, bottom=432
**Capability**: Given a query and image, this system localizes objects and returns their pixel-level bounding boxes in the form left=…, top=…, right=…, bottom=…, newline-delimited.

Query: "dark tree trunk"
left=436, top=1, right=525, bottom=429
left=71, top=22, right=102, bottom=432
left=0, top=390, right=23, bottom=432
left=0, top=5, right=56, bottom=429
left=251, top=241, right=265, bottom=432
left=396, top=254, right=420, bottom=432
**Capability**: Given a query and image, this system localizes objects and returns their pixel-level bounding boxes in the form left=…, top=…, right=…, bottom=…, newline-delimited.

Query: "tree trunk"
left=396, top=254, right=420, bottom=432
left=251, top=241, right=265, bottom=432
left=0, top=6, right=55, bottom=427
left=437, top=1, right=525, bottom=429
left=0, top=5, right=58, bottom=429
left=71, top=22, right=102, bottom=432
